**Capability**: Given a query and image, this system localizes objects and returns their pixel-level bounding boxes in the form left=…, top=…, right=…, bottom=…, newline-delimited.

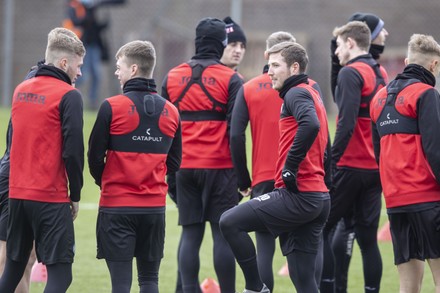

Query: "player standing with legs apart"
left=173, top=17, right=246, bottom=292
left=327, top=12, right=389, bottom=293
left=88, top=40, right=182, bottom=293
left=230, top=31, right=329, bottom=292
left=370, top=33, right=440, bottom=293
left=0, top=60, right=45, bottom=293
left=320, top=21, right=385, bottom=293
left=161, top=17, right=243, bottom=293
left=0, top=27, right=85, bottom=293
left=220, top=41, right=330, bottom=293
left=0, top=122, right=36, bottom=293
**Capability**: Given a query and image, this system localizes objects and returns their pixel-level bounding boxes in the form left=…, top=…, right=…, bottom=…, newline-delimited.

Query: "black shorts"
left=176, top=168, right=238, bottom=225
left=251, top=180, right=275, bottom=199
left=326, top=168, right=382, bottom=230
left=96, top=211, right=165, bottom=262
left=0, top=192, right=9, bottom=241
left=248, top=188, right=330, bottom=255
left=7, top=199, right=74, bottom=265
left=389, top=205, right=440, bottom=265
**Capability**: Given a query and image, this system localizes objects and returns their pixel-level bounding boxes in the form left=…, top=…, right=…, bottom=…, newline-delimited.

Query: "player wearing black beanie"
left=221, top=16, right=247, bottom=72
left=162, top=17, right=243, bottom=293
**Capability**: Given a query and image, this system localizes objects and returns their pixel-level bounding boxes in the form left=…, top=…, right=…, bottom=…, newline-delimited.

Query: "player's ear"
left=290, top=62, right=299, bottom=75
left=131, top=64, right=138, bottom=77
left=264, top=50, right=269, bottom=60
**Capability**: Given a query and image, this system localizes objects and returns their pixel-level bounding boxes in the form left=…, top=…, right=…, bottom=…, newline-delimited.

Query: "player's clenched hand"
left=282, top=169, right=299, bottom=193
left=239, top=187, right=252, bottom=197
left=70, top=201, right=79, bottom=221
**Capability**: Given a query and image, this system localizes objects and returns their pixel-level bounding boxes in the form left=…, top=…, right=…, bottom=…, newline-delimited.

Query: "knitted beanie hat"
left=223, top=16, right=247, bottom=47
left=349, top=12, right=384, bottom=40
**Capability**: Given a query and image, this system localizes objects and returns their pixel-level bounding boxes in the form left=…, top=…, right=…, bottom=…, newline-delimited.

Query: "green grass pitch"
left=0, top=107, right=435, bottom=292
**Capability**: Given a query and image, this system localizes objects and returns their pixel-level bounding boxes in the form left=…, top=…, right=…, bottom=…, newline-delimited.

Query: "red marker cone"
left=377, top=221, right=392, bottom=242
left=200, top=277, right=220, bottom=293
left=30, top=261, right=47, bottom=283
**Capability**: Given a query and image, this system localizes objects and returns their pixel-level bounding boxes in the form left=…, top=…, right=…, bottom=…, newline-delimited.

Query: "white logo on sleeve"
left=254, top=194, right=271, bottom=202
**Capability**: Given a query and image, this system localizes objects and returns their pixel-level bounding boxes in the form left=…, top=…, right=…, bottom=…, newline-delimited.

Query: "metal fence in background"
left=2, top=0, right=440, bottom=112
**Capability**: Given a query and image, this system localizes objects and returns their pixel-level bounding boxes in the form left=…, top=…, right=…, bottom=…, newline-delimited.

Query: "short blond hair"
left=45, top=27, right=85, bottom=64
left=407, top=34, right=440, bottom=67
left=266, top=31, right=296, bottom=50
left=333, top=21, right=371, bottom=51
left=115, top=40, right=156, bottom=77
left=267, top=41, right=308, bottom=73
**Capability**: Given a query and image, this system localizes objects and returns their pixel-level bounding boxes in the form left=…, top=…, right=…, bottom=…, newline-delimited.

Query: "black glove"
left=167, top=173, right=177, bottom=204
left=328, top=160, right=339, bottom=193
left=330, top=38, right=340, bottom=65
left=324, top=141, right=333, bottom=190
left=330, top=38, right=343, bottom=99
left=331, top=159, right=338, bottom=180
left=324, top=168, right=332, bottom=191
left=282, top=169, right=299, bottom=193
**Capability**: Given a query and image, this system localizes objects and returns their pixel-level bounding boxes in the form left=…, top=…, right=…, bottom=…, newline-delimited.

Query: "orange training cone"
left=30, top=261, right=47, bottom=283
left=200, top=277, right=220, bottom=293
left=377, top=220, right=392, bottom=242
left=278, top=262, right=289, bottom=276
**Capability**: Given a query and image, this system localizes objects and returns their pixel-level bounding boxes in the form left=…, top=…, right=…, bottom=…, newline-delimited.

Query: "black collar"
left=279, top=74, right=309, bottom=99
left=122, top=78, right=157, bottom=93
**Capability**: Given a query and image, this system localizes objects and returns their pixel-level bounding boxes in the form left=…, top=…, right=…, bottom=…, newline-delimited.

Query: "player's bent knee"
left=219, top=209, right=236, bottom=237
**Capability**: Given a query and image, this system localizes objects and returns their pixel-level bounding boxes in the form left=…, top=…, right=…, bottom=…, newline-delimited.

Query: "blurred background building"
left=1, top=0, right=439, bottom=114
